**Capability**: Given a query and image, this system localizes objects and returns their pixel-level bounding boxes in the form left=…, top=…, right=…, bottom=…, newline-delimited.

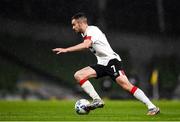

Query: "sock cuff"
left=130, top=86, right=138, bottom=94
left=79, top=79, right=87, bottom=86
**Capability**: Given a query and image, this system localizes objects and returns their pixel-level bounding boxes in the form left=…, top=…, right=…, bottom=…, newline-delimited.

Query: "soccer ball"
left=75, top=99, right=90, bottom=115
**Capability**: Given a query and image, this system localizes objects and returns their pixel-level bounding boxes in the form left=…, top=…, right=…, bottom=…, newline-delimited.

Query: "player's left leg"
left=74, top=66, right=105, bottom=110
left=74, top=66, right=101, bottom=100
left=115, top=71, right=160, bottom=115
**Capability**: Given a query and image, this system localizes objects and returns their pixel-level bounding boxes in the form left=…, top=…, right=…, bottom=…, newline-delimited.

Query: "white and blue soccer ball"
left=75, top=99, right=90, bottom=115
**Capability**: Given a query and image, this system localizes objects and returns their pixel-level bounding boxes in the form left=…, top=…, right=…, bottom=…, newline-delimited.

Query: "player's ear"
left=78, top=20, right=83, bottom=25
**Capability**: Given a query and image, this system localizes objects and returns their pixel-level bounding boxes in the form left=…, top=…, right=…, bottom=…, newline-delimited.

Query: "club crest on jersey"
left=89, top=47, right=96, bottom=54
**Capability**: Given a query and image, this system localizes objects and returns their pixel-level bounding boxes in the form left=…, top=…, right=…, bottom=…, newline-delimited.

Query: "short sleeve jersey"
left=81, top=26, right=121, bottom=66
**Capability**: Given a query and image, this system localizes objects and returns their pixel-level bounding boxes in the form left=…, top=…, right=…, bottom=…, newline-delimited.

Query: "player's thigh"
left=74, top=66, right=97, bottom=80
left=115, top=73, right=133, bottom=92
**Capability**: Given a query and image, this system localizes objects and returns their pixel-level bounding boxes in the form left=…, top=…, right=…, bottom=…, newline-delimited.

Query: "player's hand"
left=52, top=48, right=68, bottom=54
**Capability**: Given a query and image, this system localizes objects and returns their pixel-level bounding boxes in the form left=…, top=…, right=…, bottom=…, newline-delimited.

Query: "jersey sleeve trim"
left=83, top=36, right=92, bottom=40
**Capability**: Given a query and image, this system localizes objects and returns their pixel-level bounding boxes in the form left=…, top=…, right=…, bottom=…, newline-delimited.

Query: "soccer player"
left=52, top=13, right=160, bottom=115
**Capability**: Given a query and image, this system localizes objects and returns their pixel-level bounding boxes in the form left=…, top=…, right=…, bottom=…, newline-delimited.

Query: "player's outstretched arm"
left=52, top=39, right=92, bottom=54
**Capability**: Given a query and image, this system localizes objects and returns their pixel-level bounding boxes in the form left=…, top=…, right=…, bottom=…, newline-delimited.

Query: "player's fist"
left=52, top=48, right=68, bottom=54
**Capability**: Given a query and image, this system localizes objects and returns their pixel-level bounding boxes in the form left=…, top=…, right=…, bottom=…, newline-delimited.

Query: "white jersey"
left=81, top=26, right=121, bottom=66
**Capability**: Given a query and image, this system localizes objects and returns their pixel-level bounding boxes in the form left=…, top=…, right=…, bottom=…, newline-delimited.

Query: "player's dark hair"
left=72, top=12, right=87, bottom=20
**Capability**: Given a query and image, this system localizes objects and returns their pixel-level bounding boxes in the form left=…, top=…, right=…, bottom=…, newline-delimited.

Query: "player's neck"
left=82, top=24, right=88, bottom=34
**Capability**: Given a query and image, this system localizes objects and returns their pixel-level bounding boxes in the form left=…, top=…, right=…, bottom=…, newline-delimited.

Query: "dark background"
left=0, top=0, right=180, bottom=100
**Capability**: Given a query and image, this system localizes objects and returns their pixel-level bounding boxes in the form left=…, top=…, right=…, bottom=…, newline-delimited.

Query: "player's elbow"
left=84, top=44, right=91, bottom=49
left=83, top=40, right=92, bottom=49
left=82, top=42, right=91, bottom=49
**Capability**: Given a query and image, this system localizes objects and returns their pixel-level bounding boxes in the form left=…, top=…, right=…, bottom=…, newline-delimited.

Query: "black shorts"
left=90, top=59, right=124, bottom=81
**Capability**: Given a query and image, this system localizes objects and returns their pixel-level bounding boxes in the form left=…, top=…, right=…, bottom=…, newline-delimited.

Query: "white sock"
left=133, top=88, right=156, bottom=109
left=81, top=80, right=101, bottom=100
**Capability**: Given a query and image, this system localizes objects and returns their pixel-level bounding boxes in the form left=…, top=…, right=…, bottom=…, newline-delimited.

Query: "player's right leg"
left=74, top=66, right=104, bottom=110
left=115, top=73, right=160, bottom=115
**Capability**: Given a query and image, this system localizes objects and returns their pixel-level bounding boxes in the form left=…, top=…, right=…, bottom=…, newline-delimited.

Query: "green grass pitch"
left=0, top=100, right=180, bottom=121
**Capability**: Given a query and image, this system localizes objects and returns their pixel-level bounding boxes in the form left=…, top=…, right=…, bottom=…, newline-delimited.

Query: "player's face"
left=72, top=19, right=82, bottom=33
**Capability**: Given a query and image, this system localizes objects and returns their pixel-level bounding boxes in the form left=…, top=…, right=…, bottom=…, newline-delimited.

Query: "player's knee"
left=74, top=71, right=84, bottom=82
left=74, top=71, right=80, bottom=82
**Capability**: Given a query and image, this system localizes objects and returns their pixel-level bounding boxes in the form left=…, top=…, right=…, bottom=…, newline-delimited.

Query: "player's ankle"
left=93, top=96, right=101, bottom=100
